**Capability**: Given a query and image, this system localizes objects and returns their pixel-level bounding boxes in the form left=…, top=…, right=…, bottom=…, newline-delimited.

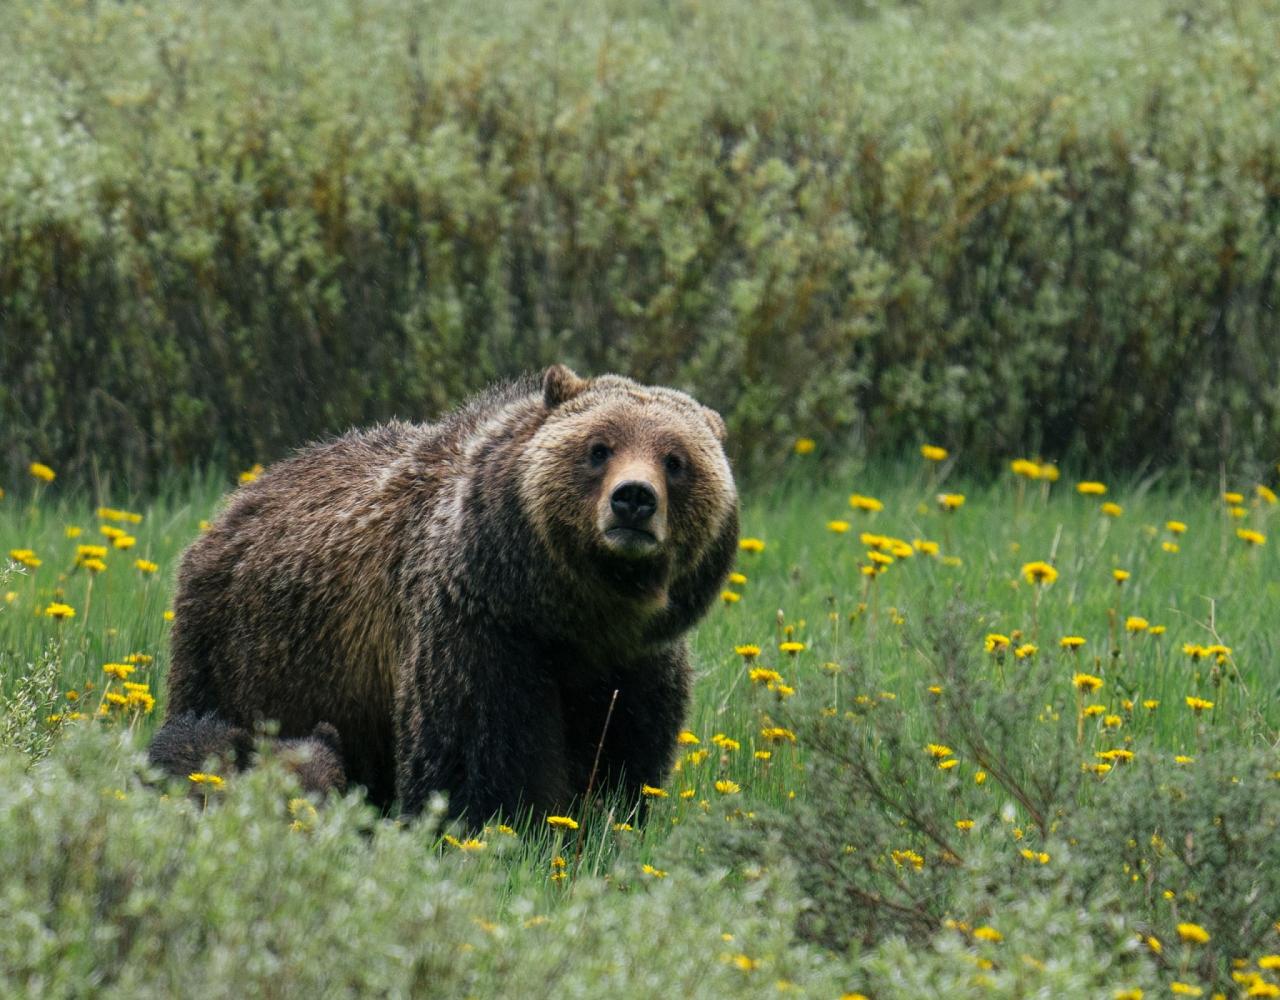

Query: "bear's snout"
left=610, top=480, right=658, bottom=527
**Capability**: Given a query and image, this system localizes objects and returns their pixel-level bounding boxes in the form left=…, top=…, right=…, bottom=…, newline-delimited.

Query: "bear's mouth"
left=603, top=525, right=660, bottom=554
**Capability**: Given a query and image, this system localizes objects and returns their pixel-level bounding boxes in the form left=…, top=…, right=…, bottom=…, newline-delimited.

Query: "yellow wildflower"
left=1169, top=984, right=1202, bottom=997
left=1060, top=635, right=1086, bottom=650
left=721, top=591, right=741, bottom=604
left=826, top=520, right=850, bottom=533
left=1073, top=673, right=1103, bottom=692
left=848, top=494, right=884, bottom=513
left=1076, top=481, right=1107, bottom=496
left=1010, top=459, right=1041, bottom=479
left=1015, top=643, right=1038, bottom=659
left=778, top=641, right=805, bottom=654
left=64, top=526, right=81, bottom=538
left=677, top=731, right=700, bottom=745
left=1101, top=502, right=1124, bottom=517
left=546, top=815, right=579, bottom=830
left=1237, top=528, right=1266, bottom=546
left=913, top=538, right=940, bottom=556
left=739, top=537, right=765, bottom=553
left=135, top=559, right=159, bottom=573
left=1176, top=922, right=1210, bottom=944
left=1167, top=520, right=1187, bottom=534
left=1185, top=696, right=1214, bottom=713
left=28, top=462, right=56, bottom=483
left=1125, top=616, right=1149, bottom=633
left=1112, top=569, right=1130, bottom=583
left=188, top=772, right=224, bottom=788
left=1223, top=491, right=1244, bottom=504
left=1257, top=485, right=1278, bottom=505
left=714, top=780, right=741, bottom=795
left=921, top=444, right=948, bottom=461
left=641, top=784, right=668, bottom=798
left=735, top=644, right=761, bottom=659
left=103, top=662, right=135, bottom=680
left=44, top=602, right=76, bottom=620
left=793, top=437, right=816, bottom=455
left=1163, top=541, right=1180, bottom=553
left=642, top=864, right=667, bottom=878
left=984, top=633, right=1011, bottom=653
left=81, top=558, right=107, bottom=573
left=973, top=926, right=1003, bottom=943
left=760, top=727, right=797, bottom=744
left=1022, top=561, right=1058, bottom=585
left=1174, top=755, right=1194, bottom=765
left=937, top=493, right=965, bottom=511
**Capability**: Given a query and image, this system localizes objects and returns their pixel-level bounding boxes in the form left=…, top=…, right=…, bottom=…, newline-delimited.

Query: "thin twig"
left=573, top=688, right=619, bottom=872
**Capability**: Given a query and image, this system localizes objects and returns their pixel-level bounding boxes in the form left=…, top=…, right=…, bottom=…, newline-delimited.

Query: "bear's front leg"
left=566, top=642, right=692, bottom=807
left=395, top=625, right=573, bottom=824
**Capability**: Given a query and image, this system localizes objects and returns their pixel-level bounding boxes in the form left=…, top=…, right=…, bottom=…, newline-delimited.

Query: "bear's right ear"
left=543, top=364, right=590, bottom=408
left=701, top=406, right=727, bottom=443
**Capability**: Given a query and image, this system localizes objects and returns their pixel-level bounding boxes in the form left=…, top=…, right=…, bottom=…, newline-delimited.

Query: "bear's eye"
left=588, top=443, right=612, bottom=468
left=664, top=453, right=686, bottom=477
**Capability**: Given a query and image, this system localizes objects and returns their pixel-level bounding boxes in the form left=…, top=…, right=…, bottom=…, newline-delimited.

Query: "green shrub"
left=1, top=0, right=1279, bottom=488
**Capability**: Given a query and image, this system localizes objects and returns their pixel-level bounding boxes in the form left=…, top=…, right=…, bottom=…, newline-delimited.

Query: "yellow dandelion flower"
left=984, top=633, right=1011, bottom=654
left=1039, top=462, right=1060, bottom=482
left=1101, top=501, right=1124, bottom=517
left=1237, top=528, right=1266, bottom=546
left=955, top=819, right=974, bottom=831
left=760, top=727, right=797, bottom=744
left=1174, top=755, right=1194, bottom=765
left=64, top=526, right=81, bottom=538
left=778, top=641, right=806, bottom=654
left=188, top=772, right=224, bottom=788
left=642, top=864, right=668, bottom=878
left=925, top=743, right=954, bottom=758
left=937, top=758, right=959, bottom=771
left=753, top=750, right=772, bottom=761
left=721, top=590, right=741, bottom=604
left=727, top=572, right=747, bottom=586
left=1143, top=699, right=1160, bottom=710
left=937, top=493, right=965, bottom=511
left=163, top=610, right=175, bottom=622
left=28, top=462, right=56, bottom=483
left=1060, top=635, right=1086, bottom=650
left=44, top=602, right=76, bottom=620
left=135, top=559, right=159, bottom=574
left=826, top=520, right=850, bottom=533
left=735, top=644, right=761, bottom=659
left=81, top=558, right=107, bottom=573
left=546, top=815, right=579, bottom=830
left=1022, top=561, right=1058, bottom=585
left=677, top=731, right=700, bottom=746
left=1176, top=922, right=1210, bottom=944
left=1082, top=704, right=1106, bottom=717
left=848, top=493, right=884, bottom=513
left=1230, top=505, right=1248, bottom=519
left=714, top=780, right=741, bottom=795
left=1073, top=673, right=1103, bottom=692
left=867, top=550, right=894, bottom=566
left=1169, top=983, right=1202, bottom=997
left=103, top=662, right=135, bottom=680
left=1010, top=459, right=1041, bottom=479
left=749, top=668, right=783, bottom=685
left=793, top=437, right=816, bottom=456
left=974, top=770, right=987, bottom=784
left=1223, top=491, right=1244, bottom=504
left=973, top=926, right=1003, bottom=943
left=1257, top=485, right=1278, bottom=505
left=613, top=823, right=633, bottom=832
left=1163, top=541, right=1180, bottom=553
left=1113, top=989, right=1143, bottom=1000
left=730, top=953, right=758, bottom=971
left=1125, top=616, right=1149, bottom=633
left=1167, top=520, right=1187, bottom=534
left=1185, top=696, right=1214, bottom=713
left=1076, top=481, right=1107, bottom=496
left=641, top=784, right=668, bottom=798
left=1257, top=956, right=1280, bottom=970
left=739, top=537, right=765, bottom=553
left=921, top=444, right=948, bottom=461
left=712, top=734, right=741, bottom=751
left=913, top=538, right=940, bottom=556
left=1015, top=643, right=1037, bottom=659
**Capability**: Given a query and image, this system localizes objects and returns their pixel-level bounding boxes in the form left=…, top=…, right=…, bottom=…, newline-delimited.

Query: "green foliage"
left=3, top=0, right=1280, bottom=488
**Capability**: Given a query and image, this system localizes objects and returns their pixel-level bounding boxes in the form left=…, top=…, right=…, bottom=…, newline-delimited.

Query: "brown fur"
left=149, top=366, right=738, bottom=821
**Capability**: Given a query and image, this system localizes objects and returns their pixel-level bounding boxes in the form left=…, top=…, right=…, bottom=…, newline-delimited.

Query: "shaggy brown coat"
left=150, top=366, right=738, bottom=820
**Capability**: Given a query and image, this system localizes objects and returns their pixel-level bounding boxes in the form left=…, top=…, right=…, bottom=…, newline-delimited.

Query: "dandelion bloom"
left=734, top=644, right=761, bottom=659
left=1039, top=463, right=1060, bottom=482
left=984, top=634, right=1010, bottom=654
left=1015, top=643, right=1037, bottom=659
left=921, top=444, right=948, bottom=461
left=103, top=662, right=135, bottom=680
left=1010, top=459, right=1041, bottom=479
left=848, top=493, right=884, bottom=513
left=44, top=602, right=76, bottom=620
left=925, top=743, right=954, bottom=758
left=1113, top=990, right=1143, bottom=1000
left=1022, top=561, right=1058, bottom=585
left=955, top=819, right=974, bottom=831
left=748, top=668, right=783, bottom=686
left=937, top=758, right=959, bottom=770
left=760, top=726, right=797, bottom=744
left=714, top=780, right=741, bottom=795
left=28, top=462, right=56, bottom=482
left=1167, top=520, right=1187, bottom=534
left=727, top=571, right=747, bottom=586
left=188, top=772, right=224, bottom=788
left=1073, top=673, right=1103, bottom=693
left=1229, top=506, right=1247, bottom=519
left=826, top=520, right=850, bottom=533
left=1125, top=616, right=1149, bottom=633
left=1060, top=636, right=1086, bottom=650
left=640, top=784, right=668, bottom=798
left=1143, top=699, right=1160, bottom=710
left=1222, top=491, right=1244, bottom=505
left=739, top=537, right=765, bottom=553
left=753, top=750, right=772, bottom=761
left=1258, top=485, right=1278, bottom=505
left=546, top=815, right=579, bottom=830
left=720, top=591, right=741, bottom=604
left=778, top=641, right=806, bottom=654
left=1185, top=696, right=1214, bottom=713
left=1163, top=542, right=1180, bottom=553
left=1076, top=481, right=1107, bottom=496
left=677, top=731, right=701, bottom=745
left=1149, top=625, right=1165, bottom=636
left=1237, top=528, right=1266, bottom=546
left=937, top=493, right=965, bottom=511
left=793, top=437, right=816, bottom=455
left=99, top=525, right=125, bottom=540
left=239, top=463, right=264, bottom=483
left=64, top=526, right=81, bottom=538
left=641, top=864, right=667, bottom=878
left=1101, top=502, right=1124, bottom=517
left=1176, top=922, right=1210, bottom=944
left=973, top=926, right=1003, bottom=943
left=867, top=550, right=894, bottom=567
left=81, top=558, right=107, bottom=573
left=1182, top=643, right=1206, bottom=660
left=1169, top=984, right=1202, bottom=997
left=913, top=538, right=940, bottom=556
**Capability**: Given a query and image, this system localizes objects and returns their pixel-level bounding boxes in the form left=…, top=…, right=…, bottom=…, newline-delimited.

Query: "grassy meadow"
left=2, top=452, right=1280, bottom=997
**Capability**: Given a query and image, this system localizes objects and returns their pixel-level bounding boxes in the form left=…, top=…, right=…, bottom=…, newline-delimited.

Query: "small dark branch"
left=573, top=689, right=619, bottom=871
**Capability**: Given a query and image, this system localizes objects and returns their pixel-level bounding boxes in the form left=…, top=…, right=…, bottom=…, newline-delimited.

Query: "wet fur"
left=149, top=368, right=738, bottom=821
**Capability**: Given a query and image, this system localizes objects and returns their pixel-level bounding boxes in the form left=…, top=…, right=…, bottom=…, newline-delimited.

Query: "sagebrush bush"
left=2, top=0, right=1280, bottom=488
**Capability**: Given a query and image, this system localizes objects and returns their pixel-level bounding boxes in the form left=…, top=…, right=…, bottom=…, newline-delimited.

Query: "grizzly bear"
left=148, top=366, right=738, bottom=822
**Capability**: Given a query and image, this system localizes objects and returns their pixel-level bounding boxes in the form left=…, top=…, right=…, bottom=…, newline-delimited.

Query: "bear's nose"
left=610, top=481, right=658, bottom=526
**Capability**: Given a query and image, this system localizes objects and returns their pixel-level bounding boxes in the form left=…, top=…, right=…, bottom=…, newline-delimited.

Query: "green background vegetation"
left=3, top=0, right=1280, bottom=489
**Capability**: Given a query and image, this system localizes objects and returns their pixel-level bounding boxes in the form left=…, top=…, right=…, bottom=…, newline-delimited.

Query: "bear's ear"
left=701, top=406, right=727, bottom=443
left=543, top=364, right=590, bottom=408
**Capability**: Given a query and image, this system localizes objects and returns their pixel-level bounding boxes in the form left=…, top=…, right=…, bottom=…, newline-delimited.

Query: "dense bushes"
left=2, top=0, right=1279, bottom=488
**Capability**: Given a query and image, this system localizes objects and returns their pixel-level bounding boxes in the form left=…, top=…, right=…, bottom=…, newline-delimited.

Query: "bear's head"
left=520, top=365, right=738, bottom=610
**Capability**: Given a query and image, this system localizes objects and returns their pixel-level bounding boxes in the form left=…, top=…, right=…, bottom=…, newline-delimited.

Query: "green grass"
left=2, top=457, right=1279, bottom=996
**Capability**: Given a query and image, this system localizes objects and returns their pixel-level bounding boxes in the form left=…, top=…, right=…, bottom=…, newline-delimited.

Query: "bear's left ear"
left=543, top=364, right=590, bottom=408
left=701, top=406, right=727, bottom=443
